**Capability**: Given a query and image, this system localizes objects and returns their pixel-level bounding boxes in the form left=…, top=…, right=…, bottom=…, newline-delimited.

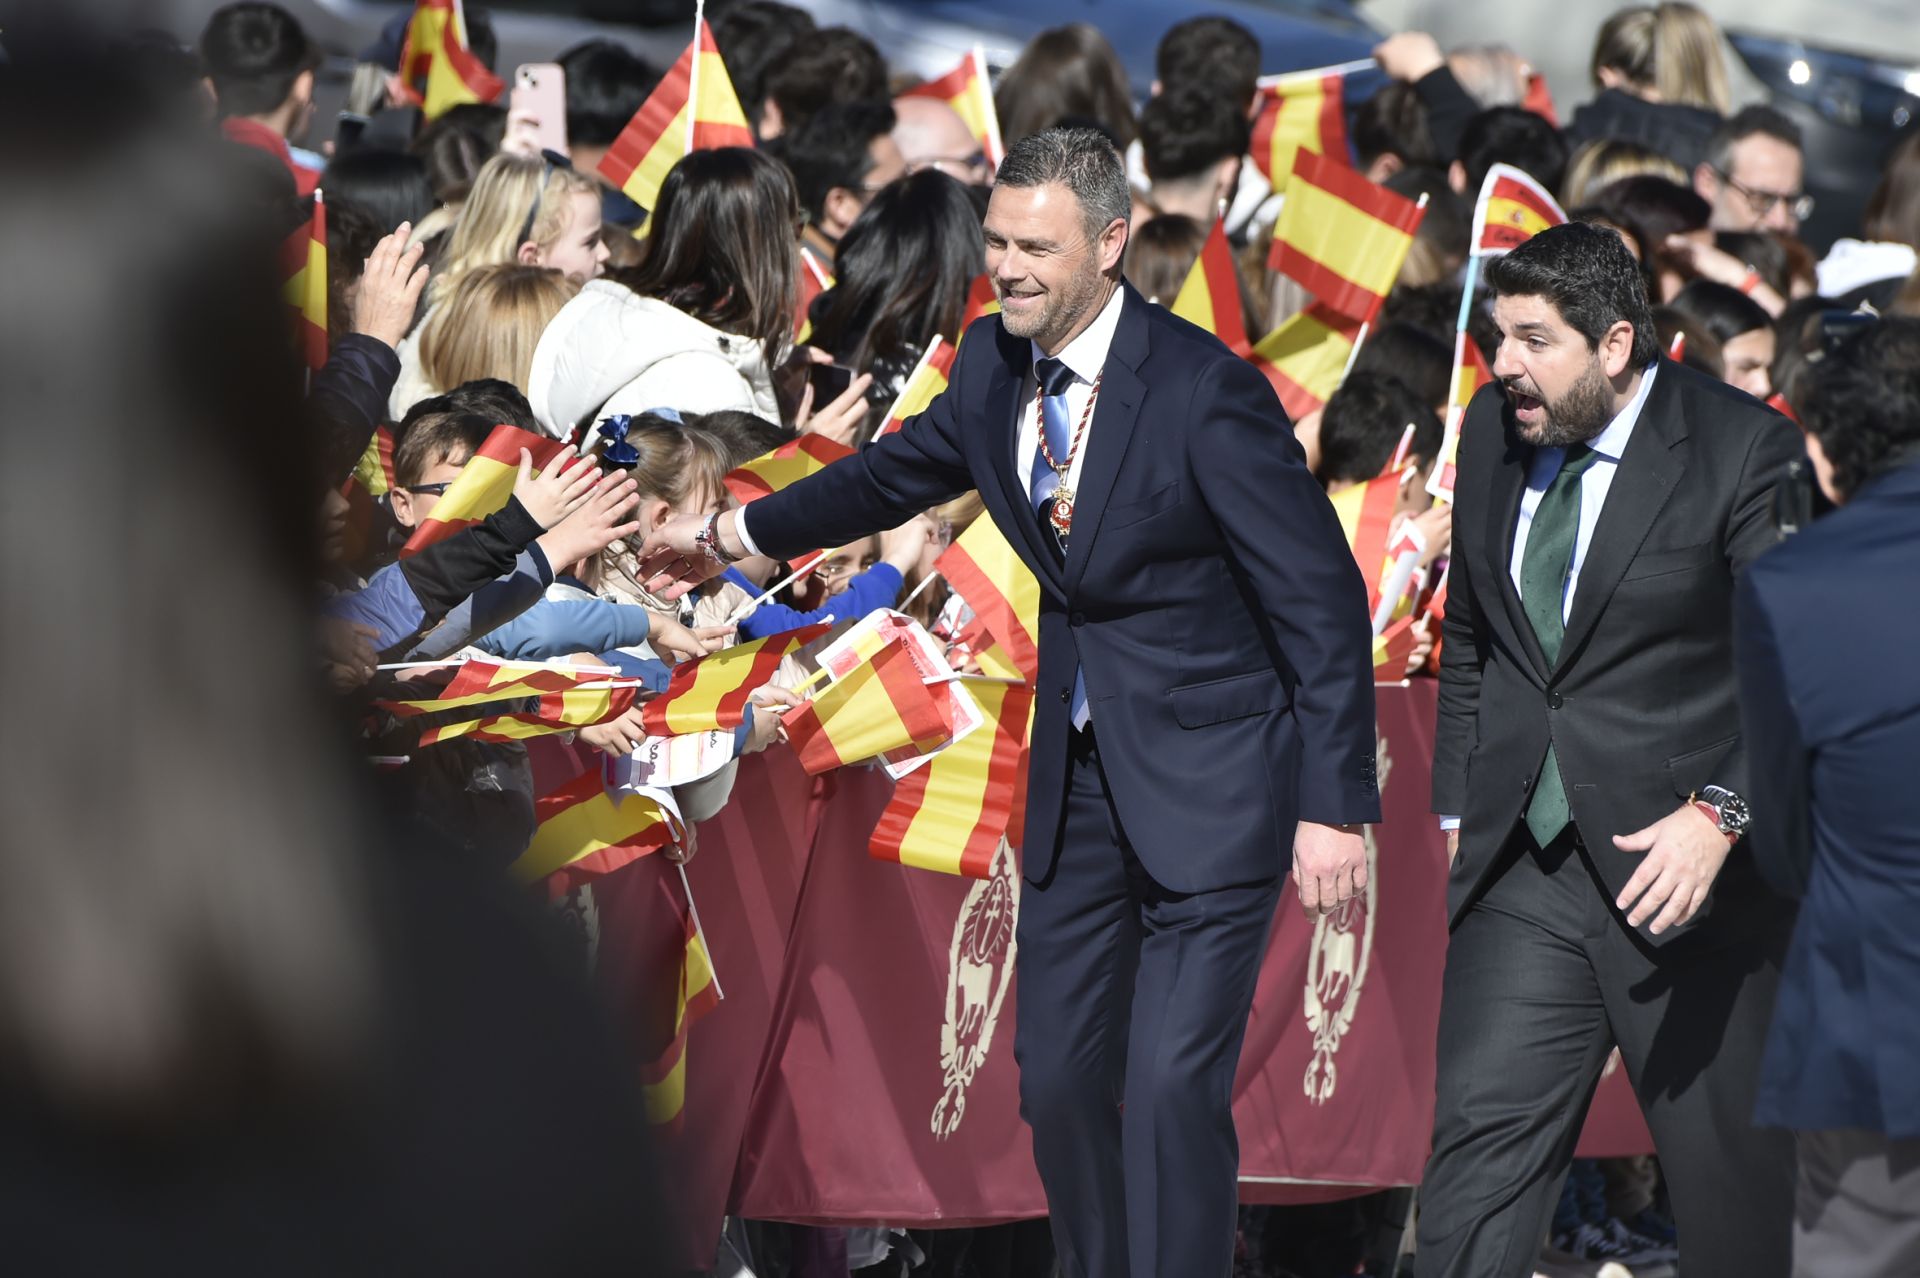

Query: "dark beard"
left=1513, top=359, right=1614, bottom=447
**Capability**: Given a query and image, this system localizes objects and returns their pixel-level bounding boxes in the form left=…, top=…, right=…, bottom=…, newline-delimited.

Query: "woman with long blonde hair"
left=1564, top=2, right=1730, bottom=173
left=417, top=263, right=580, bottom=404
left=389, top=152, right=609, bottom=417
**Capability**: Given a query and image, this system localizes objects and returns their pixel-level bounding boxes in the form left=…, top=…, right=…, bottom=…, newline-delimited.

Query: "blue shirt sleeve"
left=475, top=597, right=653, bottom=661
left=734, top=563, right=904, bottom=639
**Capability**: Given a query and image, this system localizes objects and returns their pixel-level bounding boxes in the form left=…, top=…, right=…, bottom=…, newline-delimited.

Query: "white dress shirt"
left=1439, top=362, right=1658, bottom=833
left=1015, top=283, right=1126, bottom=504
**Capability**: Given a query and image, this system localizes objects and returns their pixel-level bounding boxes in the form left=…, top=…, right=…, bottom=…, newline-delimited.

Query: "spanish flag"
left=897, top=45, right=1005, bottom=167
left=339, top=424, right=397, bottom=565
left=876, top=335, right=956, bottom=438
left=400, top=425, right=573, bottom=556
left=1470, top=162, right=1565, bottom=257
left=1449, top=329, right=1496, bottom=411
left=784, top=642, right=951, bottom=775
left=510, top=769, right=683, bottom=885
left=1330, top=470, right=1403, bottom=605
left=723, top=433, right=855, bottom=506
left=418, top=683, right=640, bottom=746
left=1372, top=614, right=1419, bottom=678
left=281, top=189, right=327, bottom=374
left=642, top=882, right=719, bottom=1126
left=640, top=623, right=829, bottom=736
left=955, top=273, right=1001, bottom=352
left=1170, top=218, right=1250, bottom=354
left=935, top=515, right=1039, bottom=684
left=793, top=246, right=833, bottom=342
left=380, top=657, right=617, bottom=714
left=1269, top=149, right=1426, bottom=324
left=397, top=0, right=502, bottom=121
left=870, top=678, right=1033, bottom=878
left=597, top=19, right=753, bottom=220
left=1249, top=301, right=1364, bottom=421
left=1250, top=67, right=1350, bottom=194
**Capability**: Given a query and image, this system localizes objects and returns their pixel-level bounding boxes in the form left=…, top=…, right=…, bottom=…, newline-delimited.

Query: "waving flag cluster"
left=870, top=678, right=1033, bottom=878
left=640, top=625, right=829, bottom=736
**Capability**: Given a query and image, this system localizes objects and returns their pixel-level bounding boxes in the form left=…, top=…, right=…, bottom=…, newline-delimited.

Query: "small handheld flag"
left=723, top=433, right=855, bottom=506
left=876, top=336, right=956, bottom=438
left=400, top=424, right=575, bottom=556
left=639, top=623, right=830, bottom=736
left=1170, top=218, right=1250, bottom=354
left=783, top=642, right=951, bottom=775
left=1469, top=162, right=1566, bottom=257
left=1250, top=62, right=1368, bottom=194
left=596, top=15, right=753, bottom=222
left=281, top=190, right=328, bottom=374
left=1269, top=149, right=1427, bottom=324
left=897, top=45, right=1005, bottom=168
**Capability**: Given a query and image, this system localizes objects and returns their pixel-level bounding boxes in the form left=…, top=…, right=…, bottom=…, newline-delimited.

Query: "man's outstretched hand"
left=636, top=510, right=733, bottom=599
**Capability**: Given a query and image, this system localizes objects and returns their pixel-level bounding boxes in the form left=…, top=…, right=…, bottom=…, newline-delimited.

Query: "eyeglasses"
left=812, top=558, right=875, bottom=583
left=403, top=481, right=454, bottom=496
left=517, top=148, right=574, bottom=248
left=1714, top=168, right=1814, bottom=223
left=906, top=153, right=991, bottom=182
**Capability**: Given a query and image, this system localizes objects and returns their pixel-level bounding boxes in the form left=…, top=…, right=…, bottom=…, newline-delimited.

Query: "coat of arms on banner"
left=1303, top=732, right=1391, bottom=1104
left=932, top=837, right=1019, bottom=1139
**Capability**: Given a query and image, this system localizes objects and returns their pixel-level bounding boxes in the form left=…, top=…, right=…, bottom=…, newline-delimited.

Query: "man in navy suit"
left=637, top=127, right=1380, bottom=1276
left=1735, top=317, right=1920, bottom=1275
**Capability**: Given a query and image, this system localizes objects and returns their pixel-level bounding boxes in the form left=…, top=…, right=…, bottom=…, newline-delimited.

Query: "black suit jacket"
left=744, top=284, right=1381, bottom=892
left=1433, top=359, right=1802, bottom=942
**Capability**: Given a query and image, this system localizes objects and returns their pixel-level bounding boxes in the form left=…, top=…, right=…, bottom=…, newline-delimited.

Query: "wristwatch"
left=694, top=512, right=743, bottom=566
left=1691, top=785, right=1750, bottom=844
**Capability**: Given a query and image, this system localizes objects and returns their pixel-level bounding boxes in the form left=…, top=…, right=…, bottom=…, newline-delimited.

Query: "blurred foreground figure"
left=0, top=25, right=662, bottom=1276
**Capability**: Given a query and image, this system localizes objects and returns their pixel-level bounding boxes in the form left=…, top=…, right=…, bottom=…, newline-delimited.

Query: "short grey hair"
left=994, top=127, right=1132, bottom=243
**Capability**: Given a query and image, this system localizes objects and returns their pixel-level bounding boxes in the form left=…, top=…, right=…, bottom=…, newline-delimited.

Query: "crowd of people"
left=2, top=1, right=1917, bottom=1276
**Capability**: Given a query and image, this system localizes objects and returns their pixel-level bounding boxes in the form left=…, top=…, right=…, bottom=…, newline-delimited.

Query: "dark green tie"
left=1520, top=444, right=1602, bottom=846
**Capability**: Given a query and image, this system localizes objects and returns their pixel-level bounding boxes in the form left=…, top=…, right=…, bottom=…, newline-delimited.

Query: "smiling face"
left=983, top=181, right=1127, bottom=355
left=1490, top=293, right=1634, bottom=447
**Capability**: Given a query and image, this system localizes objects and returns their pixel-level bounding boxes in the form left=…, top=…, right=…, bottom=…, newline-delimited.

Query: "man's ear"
left=291, top=68, right=315, bottom=112
left=390, top=488, right=417, bottom=528
left=1448, top=159, right=1468, bottom=195
left=759, top=98, right=784, bottom=140
left=1097, top=215, right=1129, bottom=275
left=1601, top=320, right=1637, bottom=379
left=1693, top=162, right=1719, bottom=203
left=1365, top=152, right=1405, bottom=184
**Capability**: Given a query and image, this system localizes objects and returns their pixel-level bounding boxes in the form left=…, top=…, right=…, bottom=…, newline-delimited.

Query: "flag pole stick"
left=684, top=0, right=705, bottom=154
left=676, top=862, right=724, bottom=1003
left=1338, top=320, right=1370, bottom=384
left=974, top=44, right=1006, bottom=167
left=899, top=568, right=943, bottom=613
left=1258, top=57, right=1378, bottom=87
left=725, top=550, right=829, bottom=624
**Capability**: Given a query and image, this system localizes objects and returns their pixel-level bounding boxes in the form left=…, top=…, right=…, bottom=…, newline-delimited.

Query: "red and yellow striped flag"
left=640, top=623, right=829, bottom=736
left=400, top=425, right=573, bottom=556
left=418, top=683, right=640, bottom=746
left=870, top=678, right=1033, bottom=878
left=380, top=657, right=616, bottom=714
left=1470, top=162, right=1566, bottom=257
left=723, top=433, right=855, bottom=505
left=1249, top=301, right=1364, bottom=420
left=953, top=273, right=1001, bottom=353
left=876, top=335, right=956, bottom=438
left=784, top=642, right=951, bottom=775
left=1449, top=329, right=1496, bottom=411
left=897, top=45, right=1005, bottom=167
left=793, top=246, right=834, bottom=341
left=281, top=190, right=327, bottom=373
left=1250, top=67, right=1350, bottom=194
left=1330, top=470, right=1403, bottom=605
left=1372, top=614, right=1419, bottom=678
left=510, top=769, right=682, bottom=885
left=935, top=515, right=1039, bottom=684
left=397, top=0, right=502, bottom=121
left=642, top=882, right=719, bottom=1125
left=339, top=425, right=396, bottom=563
left=1269, top=149, right=1426, bottom=324
left=597, top=19, right=753, bottom=219
left=1170, top=218, right=1250, bottom=353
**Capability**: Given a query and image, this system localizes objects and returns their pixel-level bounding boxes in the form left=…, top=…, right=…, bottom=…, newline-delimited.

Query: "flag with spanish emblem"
left=793, top=246, right=833, bottom=341
left=723, top=433, right=855, bottom=505
left=1268, top=149, right=1427, bottom=324
left=1249, top=67, right=1352, bottom=194
left=396, top=0, right=502, bottom=120
left=1470, top=162, right=1566, bottom=256
left=640, top=877, right=720, bottom=1126
left=400, top=424, right=574, bottom=556
left=876, top=336, right=956, bottom=438
left=935, top=515, right=1040, bottom=684
left=897, top=45, right=1005, bottom=167
left=784, top=642, right=951, bottom=775
left=1170, top=218, right=1251, bottom=353
left=869, top=678, right=1033, bottom=878
left=640, top=623, right=830, bottom=736
left=597, top=19, right=754, bottom=222
left=281, top=189, right=327, bottom=373
left=509, top=768, right=684, bottom=885
left=1248, top=301, right=1365, bottom=420
left=418, top=682, right=641, bottom=746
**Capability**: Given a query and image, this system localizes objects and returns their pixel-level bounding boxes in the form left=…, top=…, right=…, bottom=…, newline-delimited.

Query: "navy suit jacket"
left=1736, top=456, right=1920, bottom=1137
left=743, top=284, right=1381, bottom=892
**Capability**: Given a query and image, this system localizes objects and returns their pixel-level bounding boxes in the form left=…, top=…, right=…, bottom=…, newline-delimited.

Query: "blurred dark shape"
left=994, top=23, right=1136, bottom=150
left=323, top=147, right=436, bottom=235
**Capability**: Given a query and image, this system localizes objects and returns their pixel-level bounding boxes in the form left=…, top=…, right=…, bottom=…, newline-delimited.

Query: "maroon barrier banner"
left=581, top=684, right=1653, bottom=1265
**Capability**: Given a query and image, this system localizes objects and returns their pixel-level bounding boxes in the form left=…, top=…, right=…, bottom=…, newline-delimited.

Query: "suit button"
left=1522, top=776, right=1533, bottom=791
left=1547, top=691, right=1564, bottom=709
left=1060, top=688, right=1070, bottom=704
left=1070, top=611, right=1086, bottom=627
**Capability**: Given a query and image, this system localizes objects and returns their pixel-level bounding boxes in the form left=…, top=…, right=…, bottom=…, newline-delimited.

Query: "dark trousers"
left=1415, top=827, right=1794, bottom=1277
left=1013, top=730, right=1280, bottom=1278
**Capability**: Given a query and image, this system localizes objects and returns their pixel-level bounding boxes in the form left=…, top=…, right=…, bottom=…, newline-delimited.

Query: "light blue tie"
left=1031, top=357, right=1088, bottom=729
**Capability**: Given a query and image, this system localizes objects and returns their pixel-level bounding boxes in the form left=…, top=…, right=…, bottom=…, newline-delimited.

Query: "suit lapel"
left=1063, top=286, right=1150, bottom=593
left=1556, top=368, right=1687, bottom=672
left=1485, top=428, right=1551, bottom=681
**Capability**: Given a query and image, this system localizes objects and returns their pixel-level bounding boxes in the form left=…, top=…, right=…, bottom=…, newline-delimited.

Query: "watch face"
left=1719, top=795, right=1751, bottom=832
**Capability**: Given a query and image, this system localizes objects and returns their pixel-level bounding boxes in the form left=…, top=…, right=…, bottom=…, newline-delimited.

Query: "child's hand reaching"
left=514, top=449, right=602, bottom=529
left=648, top=613, right=734, bottom=664
left=535, top=470, right=641, bottom=568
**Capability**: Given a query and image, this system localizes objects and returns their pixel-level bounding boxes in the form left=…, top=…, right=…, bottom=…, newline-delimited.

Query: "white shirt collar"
left=1585, top=362, right=1659, bottom=461
left=1031, top=281, right=1126, bottom=385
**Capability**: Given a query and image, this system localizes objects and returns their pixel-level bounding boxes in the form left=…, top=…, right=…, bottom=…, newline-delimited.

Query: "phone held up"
left=509, top=63, right=569, bottom=158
